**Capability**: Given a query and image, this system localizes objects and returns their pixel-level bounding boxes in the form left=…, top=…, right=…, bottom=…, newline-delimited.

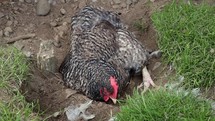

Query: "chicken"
left=59, top=6, right=160, bottom=103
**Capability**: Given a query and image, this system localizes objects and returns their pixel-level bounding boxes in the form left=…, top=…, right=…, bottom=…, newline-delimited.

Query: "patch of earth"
left=1, top=0, right=214, bottom=120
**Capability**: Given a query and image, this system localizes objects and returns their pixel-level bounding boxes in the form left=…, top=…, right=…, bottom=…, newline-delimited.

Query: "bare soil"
left=0, top=0, right=214, bottom=121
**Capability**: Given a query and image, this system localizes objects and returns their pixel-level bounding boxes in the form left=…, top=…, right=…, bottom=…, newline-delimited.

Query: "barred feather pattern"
left=113, top=29, right=150, bottom=74
left=71, top=6, right=124, bottom=34
left=60, top=6, right=150, bottom=100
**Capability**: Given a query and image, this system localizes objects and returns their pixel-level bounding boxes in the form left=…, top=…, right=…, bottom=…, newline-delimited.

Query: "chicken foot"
left=137, top=66, right=157, bottom=93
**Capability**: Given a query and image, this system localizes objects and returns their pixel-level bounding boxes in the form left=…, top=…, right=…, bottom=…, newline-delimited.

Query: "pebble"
left=113, top=0, right=121, bottom=4
left=60, top=8, right=66, bottom=15
left=126, top=0, right=132, bottom=5
left=36, top=0, right=51, bottom=16
left=23, top=51, right=34, bottom=58
left=25, top=0, right=32, bottom=3
left=112, top=5, right=120, bottom=9
left=53, top=35, right=61, bottom=48
left=0, top=12, right=4, bottom=18
left=92, top=0, right=97, bottom=2
left=62, top=22, right=68, bottom=26
left=50, top=21, right=58, bottom=27
left=53, top=112, right=61, bottom=118
left=6, top=21, right=13, bottom=26
left=19, top=0, right=24, bottom=2
left=4, top=27, right=13, bottom=37
left=14, top=20, right=19, bottom=26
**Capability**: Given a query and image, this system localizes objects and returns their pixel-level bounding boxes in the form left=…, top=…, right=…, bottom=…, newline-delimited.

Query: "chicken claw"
left=137, top=67, right=157, bottom=93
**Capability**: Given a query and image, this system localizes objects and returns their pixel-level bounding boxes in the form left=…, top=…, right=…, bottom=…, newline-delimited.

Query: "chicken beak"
left=110, top=97, right=117, bottom=104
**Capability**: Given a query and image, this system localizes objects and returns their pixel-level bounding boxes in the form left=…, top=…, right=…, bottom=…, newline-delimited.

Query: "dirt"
left=0, top=0, right=214, bottom=121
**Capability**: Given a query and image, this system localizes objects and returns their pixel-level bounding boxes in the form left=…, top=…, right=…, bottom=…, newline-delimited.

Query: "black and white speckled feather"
left=60, top=6, right=156, bottom=101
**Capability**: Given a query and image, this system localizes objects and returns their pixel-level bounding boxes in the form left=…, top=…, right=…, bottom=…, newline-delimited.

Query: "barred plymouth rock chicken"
left=59, top=6, right=161, bottom=103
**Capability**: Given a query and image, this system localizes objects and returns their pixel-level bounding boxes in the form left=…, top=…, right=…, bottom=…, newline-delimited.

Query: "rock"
left=152, top=62, right=161, bottom=71
left=53, top=35, right=61, bottom=48
left=113, top=0, right=121, bottom=4
left=126, top=0, right=132, bottom=5
left=37, top=40, right=57, bottom=74
left=6, top=21, right=13, bottom=26
left=19, top=0, right=24, bottom=2
left=25, top=0, right=32, bottom=3
left=53, top=41, right=61, bottom=48
left=112, top=5, right=120, bottom=9
left=0, top=12, right=4, bottom=18
left=13, top=41, right=25, bottom=50
left=23, top=51, right=34, bottom=58
left=53, top=111, right=61, bottom=118
left=92, top=0, right=97, bottom=2
left=62, top=22, right=68, bottom=26
left=14, top=20, right=19, bottom=26
left=50, top=21, right=58, bottom=27
left=60, top=8, right=66, bottom=15
left=36, top=0, right=51, bottom=16
left=4, top=27, right=13, bottom=37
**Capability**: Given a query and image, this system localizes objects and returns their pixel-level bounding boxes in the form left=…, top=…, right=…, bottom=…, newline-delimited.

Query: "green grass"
left=118, top=1, right=215, bottom=120
left=116, top=89, right=215, bottom=121
left=0, top=46, right=39, bottom=120
left=151, top=0, right=215, bottom=88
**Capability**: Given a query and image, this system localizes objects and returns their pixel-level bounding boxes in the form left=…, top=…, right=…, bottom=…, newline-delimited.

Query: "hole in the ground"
left=20, top=64, right=145, bottom=121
